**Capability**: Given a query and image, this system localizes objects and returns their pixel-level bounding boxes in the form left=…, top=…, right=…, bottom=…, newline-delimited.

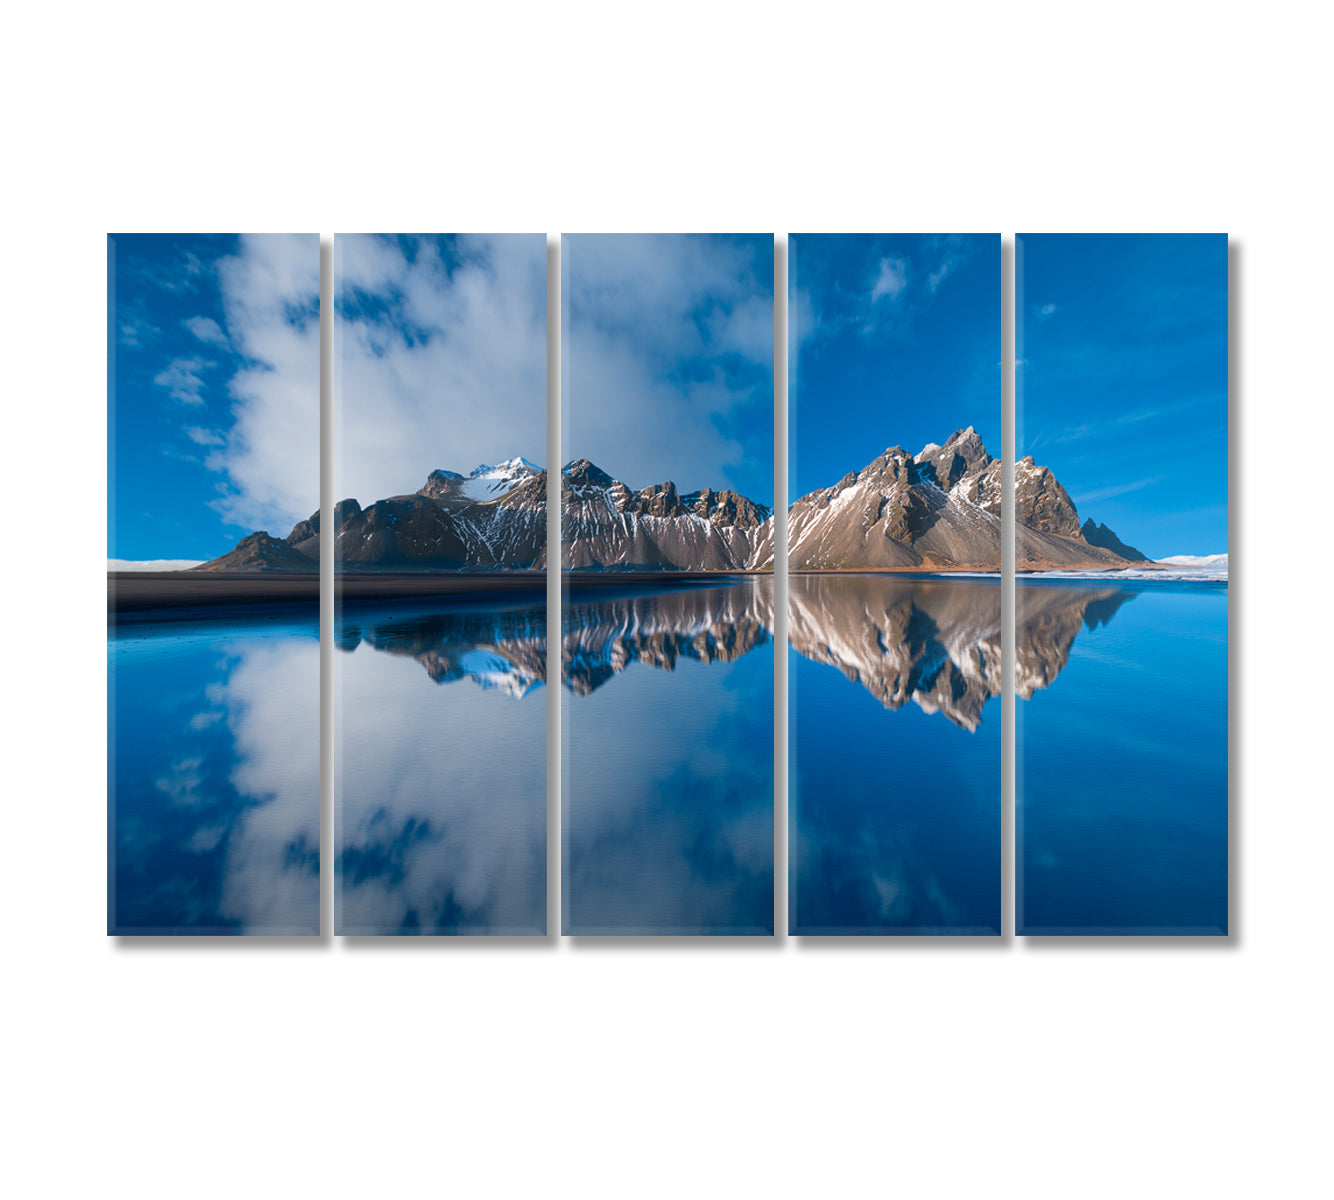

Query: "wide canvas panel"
left=1016, top=233, right=1229, bottom=935
left=787, top=234, right=1002, bottom=935
left=108, top=234, right=321, bottom=935
left=561, top=233, right=776, bottom=935
left=333, top=234, right=548, bottom=935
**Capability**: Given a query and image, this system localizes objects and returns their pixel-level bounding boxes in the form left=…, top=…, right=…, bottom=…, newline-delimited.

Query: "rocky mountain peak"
left=419, top=469, right=465, bottom=500
left=915, top=426, right=993, bottom=492
left=562, top=459, right=614, bottom=487
left=1080, top=518, right=1149, bottom=562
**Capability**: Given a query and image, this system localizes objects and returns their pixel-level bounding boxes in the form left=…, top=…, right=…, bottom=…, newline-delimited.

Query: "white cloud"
left=205, top=233, right=321, bottom=532
left=153, top=356, right=212, bottom=405
left=118, top=314, right=158, bottom=347
left=335, top=234, right=547, bottom=505
left=184, top=315, right=229, bottom=347
left=185, top=426, right=224, bottom=446
left=870, top=256, right=908, bottom=303
left=562, top=233, right=772, bottom=493
left=1039, top=303, right=1058, bottom=318
left=154, top=756, right=205, bottom=804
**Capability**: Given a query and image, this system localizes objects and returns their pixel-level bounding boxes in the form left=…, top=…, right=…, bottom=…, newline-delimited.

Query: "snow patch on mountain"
left=457, top=457, right=542, bottom=501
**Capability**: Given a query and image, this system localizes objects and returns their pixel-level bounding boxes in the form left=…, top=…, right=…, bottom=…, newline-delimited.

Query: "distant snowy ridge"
left=1156, top=553, right=1228, bottom=570
left=108, top=559, right=207, bottom=572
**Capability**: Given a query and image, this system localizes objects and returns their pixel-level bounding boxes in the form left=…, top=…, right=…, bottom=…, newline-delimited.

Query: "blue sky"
left=790, top=234, right=1000, bottom=501
left=1019, top=233, right=1228, bottom=558
left=562, top=233, right=774, bottom=505
left=109, top=234, right=319, bottom=562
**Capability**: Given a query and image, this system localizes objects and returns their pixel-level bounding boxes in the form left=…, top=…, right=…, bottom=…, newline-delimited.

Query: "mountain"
left=763, top=427, right=1003, bottom=569
left=757, top=427, right=1143, bottom=571
left=1081, top=519, right=1149, bottom=562
left=196, top=458, right=549, bottom=571
left=194, top=431, right=1146, bottom=573
left=190, top=530, right=320, bottom=571
left=562, top=459, right=770, bottom=570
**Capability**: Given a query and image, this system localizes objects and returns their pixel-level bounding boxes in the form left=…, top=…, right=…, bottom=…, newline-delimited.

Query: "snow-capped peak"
left=469, top=456, right=540, bottom=479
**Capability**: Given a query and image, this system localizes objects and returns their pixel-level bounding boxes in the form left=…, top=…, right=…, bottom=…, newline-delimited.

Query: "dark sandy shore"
left=109, top=569, right=778, bottom=617
left=109, top=570, right=550, bottom=615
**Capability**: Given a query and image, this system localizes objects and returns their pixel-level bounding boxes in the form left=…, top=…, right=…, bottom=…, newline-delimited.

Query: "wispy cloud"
left=1038, top=303, right=1058, bottom=319
left=1072, top=475, right=1168, bottom=504
left=118, top=313, right=159, bottom=347
left=870, top=256, right=907, bottom=303
left=925, top=234, right=973, bottom=294
left=153, top=356, right=212, bottom=405
left=185, top=426, right=224, bottom=446
left=185, top=315, right=229, bottom=348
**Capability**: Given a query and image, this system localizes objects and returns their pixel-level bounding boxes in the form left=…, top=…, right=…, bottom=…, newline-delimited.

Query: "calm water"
left=790, top=575, right=1002, bottom=935
left=1017, top=580, right=1228, bottom=934
left=562, top=581, right=776, bottom=935
left=335, top=598, right=547, bottom=935
left=108, top=612, right=320, bottom=935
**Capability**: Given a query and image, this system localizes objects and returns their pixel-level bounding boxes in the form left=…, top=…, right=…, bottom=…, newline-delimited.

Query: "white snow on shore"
left=107, top=559, right=206, bottom=572
left=1157, top=553, right=1229, bottom=570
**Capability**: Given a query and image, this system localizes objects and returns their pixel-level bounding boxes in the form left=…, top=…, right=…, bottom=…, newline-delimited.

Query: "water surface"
left=335, top=598, right=548, bottom=935
left=789, top=575, right=1002, bottom=935
left=108, top=612, right=320, bottom=935
left=562, top=580, right=775, bottom=935
left=1017, top=579, right=1228, bottom=934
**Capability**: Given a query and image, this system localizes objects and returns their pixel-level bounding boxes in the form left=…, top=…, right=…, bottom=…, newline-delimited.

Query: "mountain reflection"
left=791, top=575, right=1134, bottom=730
left=337, top=576, right=1134, bottom=724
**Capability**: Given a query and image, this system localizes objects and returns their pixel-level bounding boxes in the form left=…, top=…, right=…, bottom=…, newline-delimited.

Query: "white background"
left=5, top=3, right=1331, bottom=1197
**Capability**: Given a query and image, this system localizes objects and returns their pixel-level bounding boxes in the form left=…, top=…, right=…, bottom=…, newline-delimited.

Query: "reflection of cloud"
left=563, top=587, right=774, bottom=934
left=111, top=627, right=319, bottom=934
left=216, top=637, right=320, bottom=933
left=336, top=637, right=546, bottom=934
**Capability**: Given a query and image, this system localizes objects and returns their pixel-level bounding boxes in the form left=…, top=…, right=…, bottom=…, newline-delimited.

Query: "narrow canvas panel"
left=333, top=234, right=548, bottom=935
left=561, top=233, right=775, bottom=936
left=787, top=233, right=1002, bottom=935
left=1016, top=233, right=1228, bottom=935
left=108, top=234, right=321, bottom=935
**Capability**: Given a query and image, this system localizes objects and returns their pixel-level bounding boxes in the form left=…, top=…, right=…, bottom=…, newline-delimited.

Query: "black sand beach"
left=109, top=569, right=778, bottom=618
